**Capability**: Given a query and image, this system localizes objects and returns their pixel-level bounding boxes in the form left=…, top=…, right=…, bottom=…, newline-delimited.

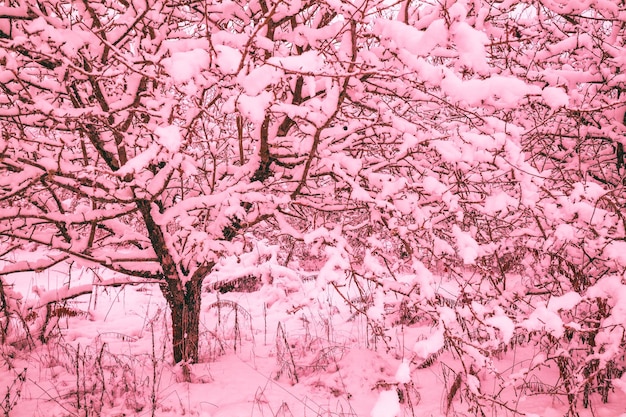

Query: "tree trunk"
left=135, top=200, right=214, bottom=364
left=162, top=277, right=203, bottom=364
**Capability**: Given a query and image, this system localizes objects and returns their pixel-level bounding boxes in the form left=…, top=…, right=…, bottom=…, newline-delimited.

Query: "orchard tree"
left=333, top=1, right=626, bottom=414
left=0, top=0, right=226, bottom=363
left=0, top=0, right=431, bottom=364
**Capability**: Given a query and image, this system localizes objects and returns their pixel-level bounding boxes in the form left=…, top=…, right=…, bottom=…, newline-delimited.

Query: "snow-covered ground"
left=1, top=263, right=626, bottom=417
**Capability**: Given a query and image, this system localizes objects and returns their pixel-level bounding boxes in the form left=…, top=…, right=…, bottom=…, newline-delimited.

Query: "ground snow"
left=394, top=360, right=411, bottom=384
left=1, top=264, right=625, bottom=417
left=370, top=390, right=400, bottom=417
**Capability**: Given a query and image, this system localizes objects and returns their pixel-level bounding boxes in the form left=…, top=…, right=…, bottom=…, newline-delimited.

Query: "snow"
left=485, top=310, right=515, bottom=345
left=452, top=21, right=490, bottom=74
left=0, top=264, right=403, bottom=417
left=1, top=256, right=625, bottom=417
left=413, top=326, right=445, bottom=359
left=116, top=144, right=159, bottom=176
left=547, top=292, right=581, bottom=312
left=521, top=304, right=565, bottom=338
left=374, top=18, right=447, bottom=57
left=5, top=3, right=626, bottom=417
left=433, top=236, right=455, bottom=257
left=214, top=44, right=243, bottom=75
left=441, top=72, right=541, bottom=107
left=466, top=374, right=480, bottom=395
left=570, top=181, right=607, bottom=201
left=430, top=140, right=463, bottom=162
left=162, top=49, right=211, bottom=83
left=602, top=241, right=626, bottom=267
left=394, top=360, right=411, bottom=384
left=613, top=374, right=626, bottom=395
left=0, top=5, right=30, bottom=17
left=452, top=225, right=480, bottom=264
left=422, top=175, right=449, bottom=195
left=483, top=191, right=517, bottom=214
left=413, top=259, right=438, bottom=300
left=237, top=91, right=274, bottom=123
left=154, top=125, right=182, bottom=153
left=268, top=51, right=326, bottom=73
left=241, top=65, right=284, bottom=95
left=370, top=390, right=400, bottom=417
left=542, top=87, right=569, bottom=109
left=367, top=288, right=386, bottom=321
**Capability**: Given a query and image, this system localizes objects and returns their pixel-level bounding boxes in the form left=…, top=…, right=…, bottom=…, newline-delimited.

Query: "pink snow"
left=394, top=360, right=411, bottom=384
left=162, top=49, right=211, bottom=83
left=547, top=292, right=582, bottom=312
left=413, top=326, right=445, bottom=359
left=268, top=50, right=325, bottom=73
left=214, top=44, right=243, bottom=75
left=452, top=21, right=490, bottom=74
left=542, top=87, right=570, bottom=109
left=452, top=225, right=480, bottom=264
left=485, top=311, right=515, bottom=345
left=370, top=390, right=400, bottom=417
left=154, top=125, right=182, bottom=153
left=116, top=145, right=159, bottom=176
left=521, top=304, right=565, bottom=338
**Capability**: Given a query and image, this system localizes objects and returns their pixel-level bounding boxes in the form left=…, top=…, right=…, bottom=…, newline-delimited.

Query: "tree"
left=0, top=0, right=415, bottom=364
left=2, top=0, right=626, bottom=413
left=331, top=1, right=626, bottom=414
left=0, top=0, right=220, bottom=363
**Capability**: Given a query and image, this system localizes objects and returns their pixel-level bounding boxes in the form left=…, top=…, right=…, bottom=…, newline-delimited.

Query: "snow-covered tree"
left=0, top=0, right=428, bottom=364
left=2, top=0, right=626, bottom=412
left=338, top=1, right=626, bottom=414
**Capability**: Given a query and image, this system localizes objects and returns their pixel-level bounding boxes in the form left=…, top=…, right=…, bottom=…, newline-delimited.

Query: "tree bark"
left=162, top=276, right=203, bottom=363
left=135, top=199, right=213, bottom=364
